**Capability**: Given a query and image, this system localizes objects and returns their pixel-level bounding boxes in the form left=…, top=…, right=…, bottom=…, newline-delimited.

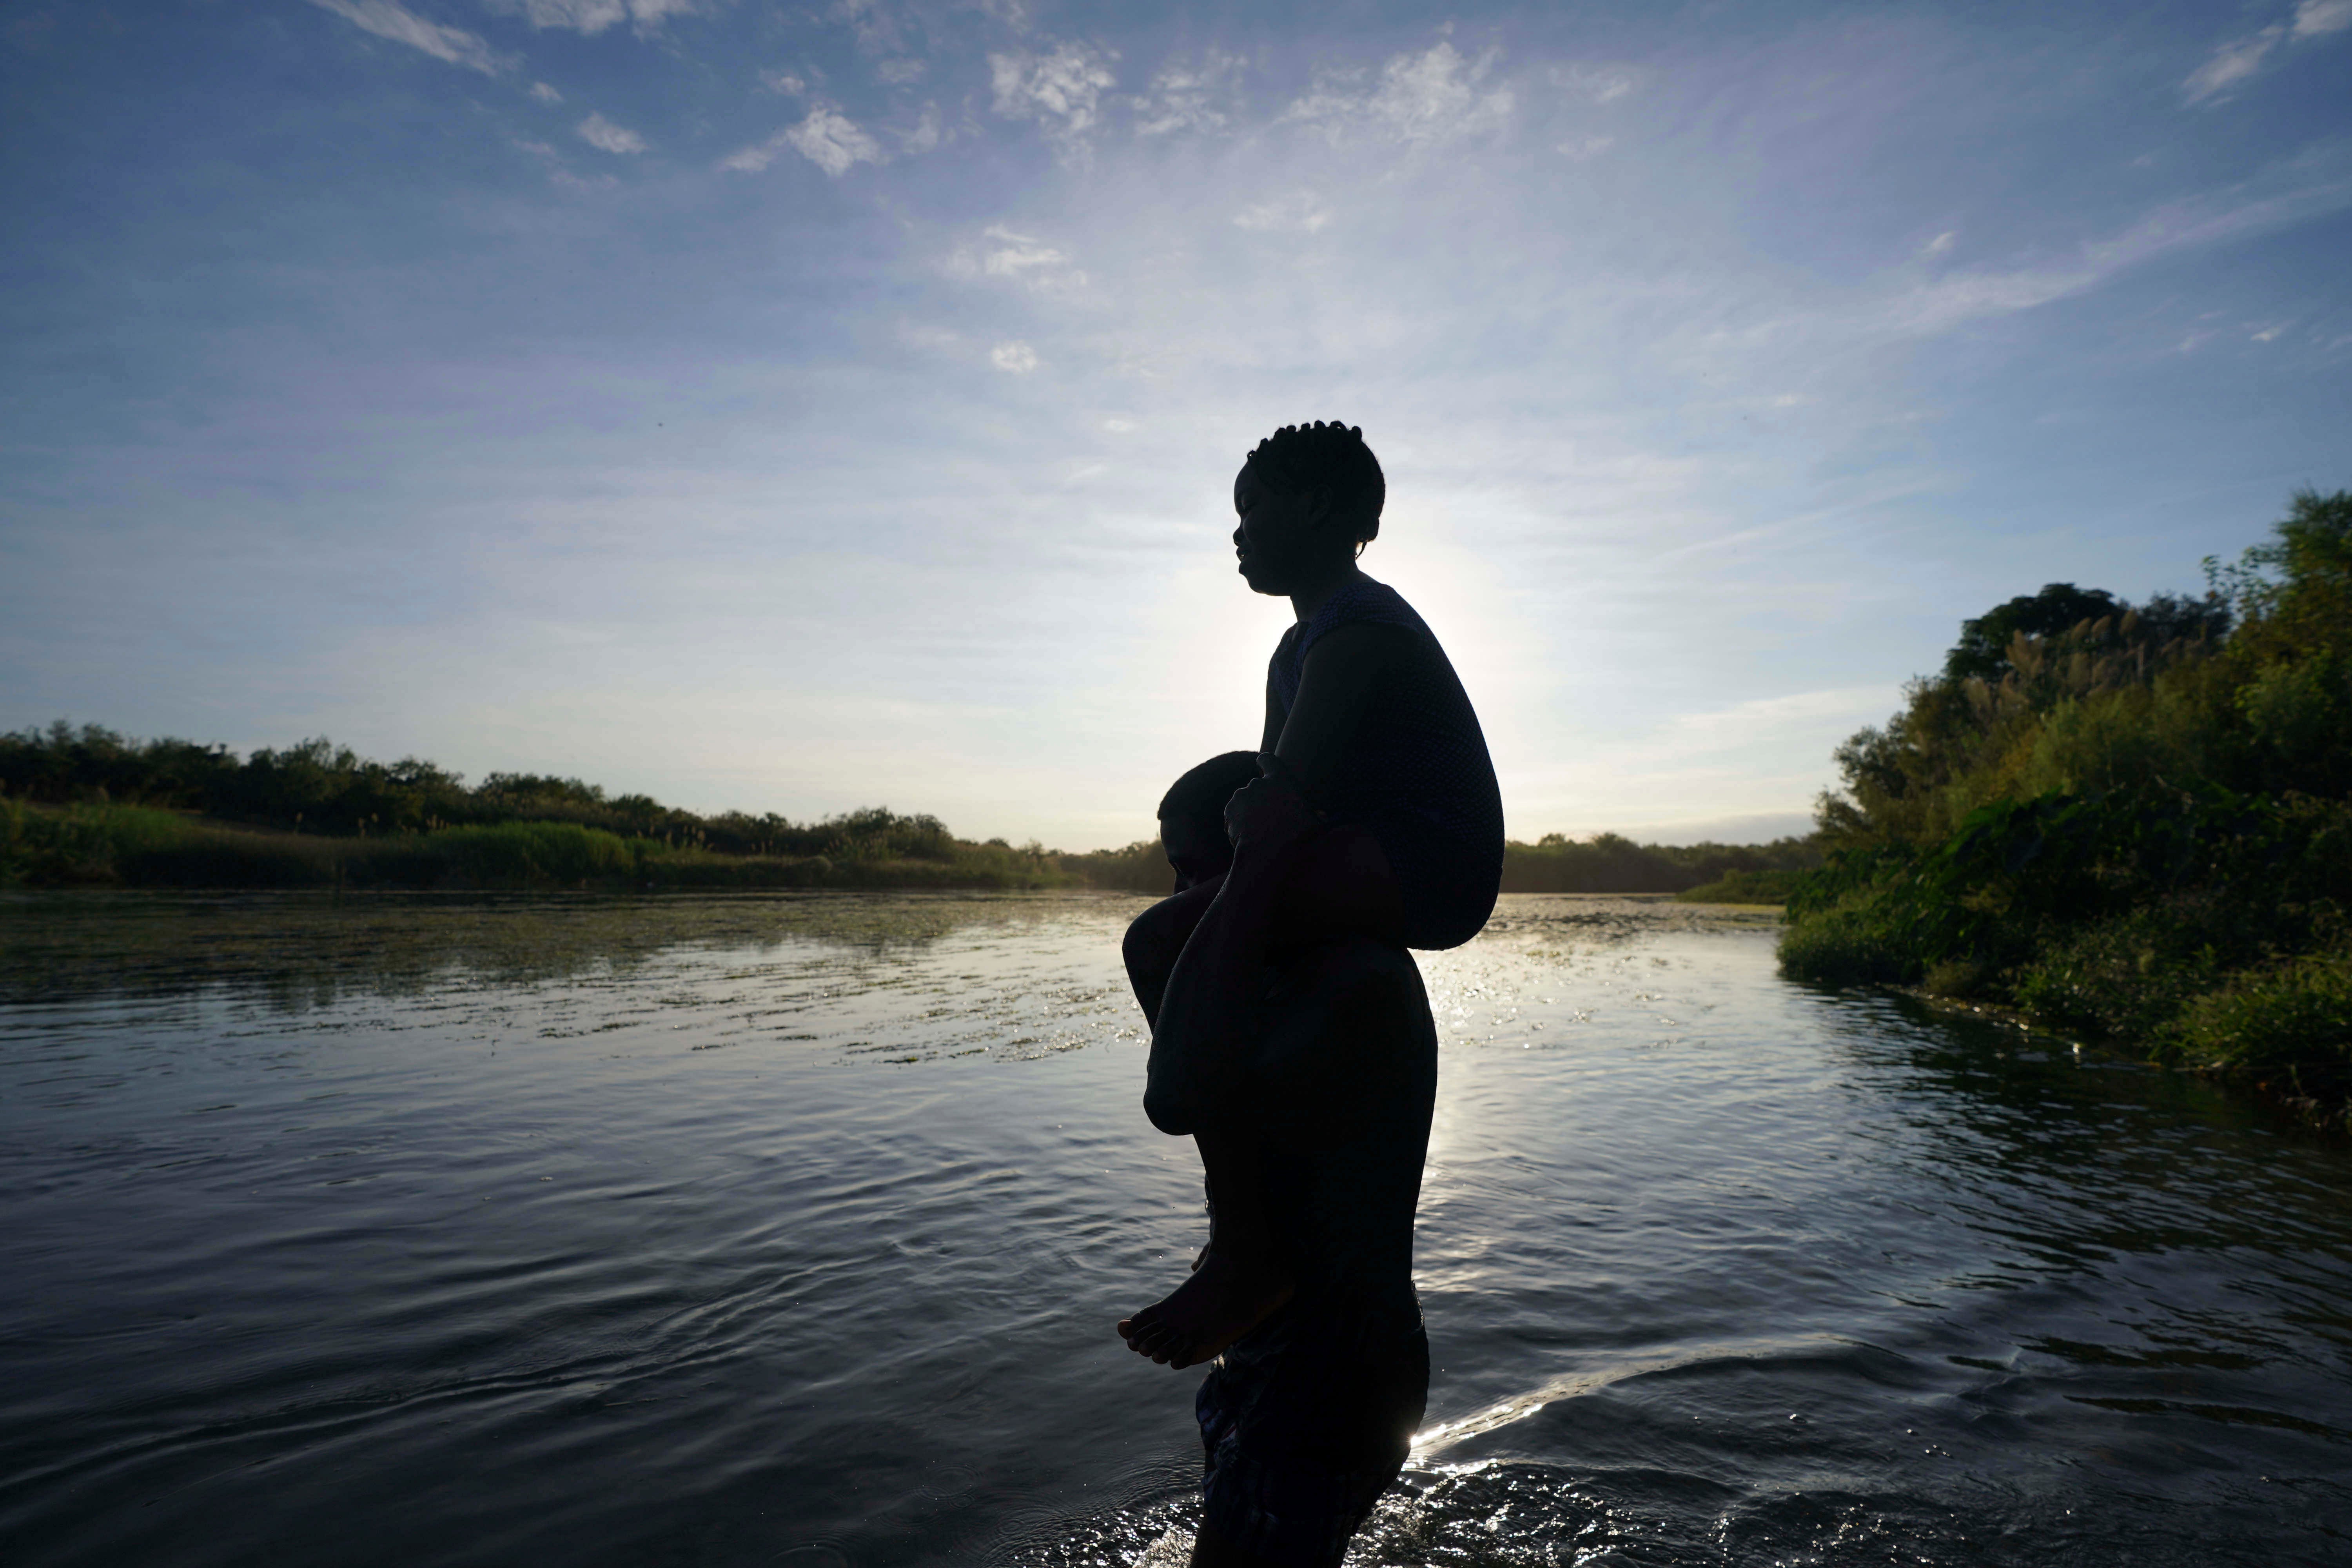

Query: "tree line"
left=1, top=724, right=1817, bottom=896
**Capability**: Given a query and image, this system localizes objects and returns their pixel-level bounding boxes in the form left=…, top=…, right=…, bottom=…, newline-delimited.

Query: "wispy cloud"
left=722, top=105, right=884, bottom=175
left=529, top=80, right=562, bottom=103
left=989, top=41, right=1118, bottom=152
left=303, top=0, right=503, bottom=74
left=939, top=224, right=1088, bottom=294
left=831, top=0, right=906, bottom=58
left=1550, top=62, right=1637, bottom=103
left=1232, top=193, right=1332, bottom=232
left=484, top=0, right=696, bottom=36
left=1718, top=153, right=2352, bottom=354
left=896, top=104, right=943, bottom=154
left=1283, top=40, right=1514, bottom=147
left=575, top=112, right=646, bottom=154
left=991, top=341, right=1038, bottom=372
left=2296, top=0, right=2352, bottom=36
left=1132, top=51, right=1245, bottom=136
left=2185, top=0, right=2352, bottom=102
left=788, top=105, right=884, bottom=174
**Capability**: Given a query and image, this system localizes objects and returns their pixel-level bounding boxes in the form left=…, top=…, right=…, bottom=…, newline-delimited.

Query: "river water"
left=1, top=891, right=2346, bottom=1566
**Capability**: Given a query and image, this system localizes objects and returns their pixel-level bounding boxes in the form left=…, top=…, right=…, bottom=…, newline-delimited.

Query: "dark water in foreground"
left=2, top=892, right=2347, bottom=1567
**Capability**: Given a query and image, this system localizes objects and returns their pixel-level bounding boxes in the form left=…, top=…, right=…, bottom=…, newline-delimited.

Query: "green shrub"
left=125, top=829, right=339, bottom=888
left=407, top=822, right=637, bottom=886
left=2165, top=951, right=2352, bottom=1087
left=1, top=800, right=198, bottom=885
left=2008, top=903, right=2232, bottom=1040
left=1775, top=887, right=1921, bottom=987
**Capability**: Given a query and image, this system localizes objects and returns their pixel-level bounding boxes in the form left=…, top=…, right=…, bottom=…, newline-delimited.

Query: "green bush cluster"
left=1784, top=490, right=2352, bottom=1111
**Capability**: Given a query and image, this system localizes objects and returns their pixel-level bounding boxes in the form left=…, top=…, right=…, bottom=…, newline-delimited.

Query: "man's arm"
left=1272, top=621, right=1416, bottom=797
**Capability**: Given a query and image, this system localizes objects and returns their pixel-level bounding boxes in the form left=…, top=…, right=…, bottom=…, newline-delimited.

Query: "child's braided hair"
left=1244, top=420, right=1386, bottom=549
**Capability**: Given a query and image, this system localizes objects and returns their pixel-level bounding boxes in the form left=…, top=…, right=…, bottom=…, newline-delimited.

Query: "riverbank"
left=0, top=802, right=1080, bottom=892
left=1, top=796, right=1820, bottom=898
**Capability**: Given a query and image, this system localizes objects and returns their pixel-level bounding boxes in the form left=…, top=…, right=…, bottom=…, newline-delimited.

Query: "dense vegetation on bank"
left=1, top=725, right=1811, bottom=896
left=1782, top=490, right=2352, bottom=1120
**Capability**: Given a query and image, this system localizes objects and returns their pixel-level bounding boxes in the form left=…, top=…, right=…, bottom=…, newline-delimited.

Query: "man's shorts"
left=1195, top=1307, right=1430, bottom=1568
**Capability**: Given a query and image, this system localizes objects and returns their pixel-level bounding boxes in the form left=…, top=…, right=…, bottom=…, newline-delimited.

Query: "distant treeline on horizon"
left=0, top=722, right=1815, bottom=897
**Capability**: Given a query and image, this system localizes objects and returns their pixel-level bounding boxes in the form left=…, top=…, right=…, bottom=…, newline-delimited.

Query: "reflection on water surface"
left=0, top=891, right=2345, bottom=1566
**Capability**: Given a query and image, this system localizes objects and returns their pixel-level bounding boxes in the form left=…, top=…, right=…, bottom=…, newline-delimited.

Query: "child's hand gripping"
left=1222, top=753, right=1323, bottom=860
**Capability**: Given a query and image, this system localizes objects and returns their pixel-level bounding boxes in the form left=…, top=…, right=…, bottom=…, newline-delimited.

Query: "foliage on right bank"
left=1782, top=490, right=2352, bottom=1114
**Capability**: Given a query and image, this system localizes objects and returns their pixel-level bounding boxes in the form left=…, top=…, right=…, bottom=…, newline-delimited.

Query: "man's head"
left=1157, top=750, right=1261, bottom=890
left=1231, top=421, right=1385, bottom=596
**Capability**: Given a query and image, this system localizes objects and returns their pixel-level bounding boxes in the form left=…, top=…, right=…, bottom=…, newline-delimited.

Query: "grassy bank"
left=0, top=803, right=1076, bottom=892
left=1781, top=490, right=2352, bottom=1124
left=1674, top=868, right=1808, bottom=905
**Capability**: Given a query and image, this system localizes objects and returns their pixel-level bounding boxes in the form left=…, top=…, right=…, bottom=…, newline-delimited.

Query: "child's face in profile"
left=1160, top=814, right=1232, bottom=892
left=1232, top=463, right=1338, bottom=596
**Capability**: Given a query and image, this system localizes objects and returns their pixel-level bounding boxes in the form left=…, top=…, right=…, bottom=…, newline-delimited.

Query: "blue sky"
left=3, top=0, right=2348, bottom=848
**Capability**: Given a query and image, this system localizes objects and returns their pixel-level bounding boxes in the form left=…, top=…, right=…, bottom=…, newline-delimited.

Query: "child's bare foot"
left=1115, top=1249, right=1293, bottom=1370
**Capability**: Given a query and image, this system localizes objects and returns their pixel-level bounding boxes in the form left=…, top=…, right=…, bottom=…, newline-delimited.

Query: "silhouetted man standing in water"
left=1122, top=753, right=1438, bottom=1568
left=1117, top=421, right=1497, bottom=1565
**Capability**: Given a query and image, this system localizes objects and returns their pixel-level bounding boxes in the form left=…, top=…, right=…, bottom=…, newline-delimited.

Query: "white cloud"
left=720, top=105, right=885, bottom=176
left=2294, top=0, right=2352, bottom=37
left=944, top=225, right=1086, bottom=290
left=2250, top=322, right=2288, bottom=341
left=485, top=0, right=695, bottom=35
left=2185, top=24, right=2285, bottom=102
left=1555, top=134, right=1614, bottom=160
left=575, top=113, right=646, bottom=154
left=1103, top=417, right=1136, bottom=432
left=832, top=0, right=906, bottom=57
left=877, top=58, right=927, bottom=85
left=788, top=105, right=884, bottom=175
left=1232, top=193, right=1332, bottom=232
left=763, top=71, right=808, bottom=96
left=1133, top=51, right=1244, bottom=136
left=719, top=140, right=779, bottom=173
left=982, top=227, right=1065, bottom=275
left=530, top=80, right=563, bottom=103
left=1798, top=169, right=2352, bottom=345
left=1283, top=41, right=1514, bottom=147
left=897, top=319, right=960, bottom=351
left=897, top=103, right=943, bottom=153
left=303, top=0, right=502, bottom=74
left=2186, top=0, right=2350, bottom=102
left=989, top=42, right=1118, bottom=150
left=1921, top=230, right=1956, bottom=257
left=1550, top=62, right=1637, bottom=103
left=991, top=341, right=1039, bottom=373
